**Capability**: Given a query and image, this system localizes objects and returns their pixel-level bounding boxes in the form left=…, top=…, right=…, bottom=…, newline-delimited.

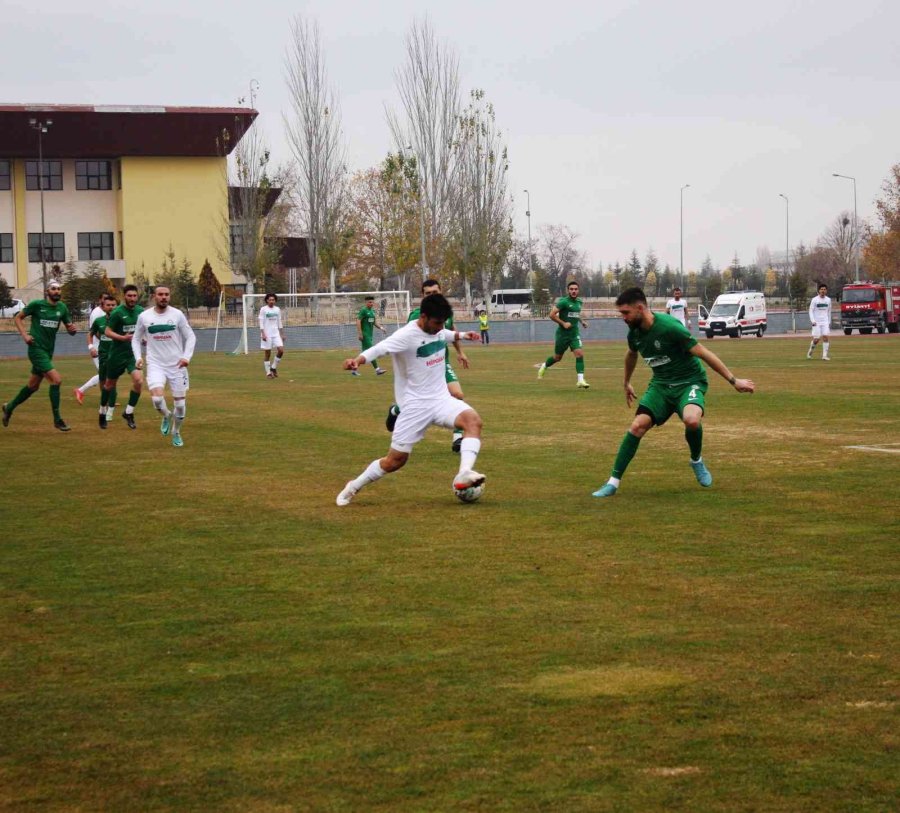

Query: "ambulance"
left=698, top=291, right=767, bottom=338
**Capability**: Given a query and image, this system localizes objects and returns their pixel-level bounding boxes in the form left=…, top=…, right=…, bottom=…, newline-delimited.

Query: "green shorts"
left=360, top=336, right=374, bottom=352
left=106, top=356, right=137, bottom=380
left=28, top=347, right=55, bottom=375
left=638, top=379, right=707, bottom=426
left=97, top=356, right=109, bottom=382
left=554, top=332, right=583, bottom=356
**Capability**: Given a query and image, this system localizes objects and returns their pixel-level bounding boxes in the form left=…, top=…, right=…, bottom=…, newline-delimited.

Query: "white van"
left=698, top=291, right=767, bottom=338
left=490, top=289, right=533, bottom=317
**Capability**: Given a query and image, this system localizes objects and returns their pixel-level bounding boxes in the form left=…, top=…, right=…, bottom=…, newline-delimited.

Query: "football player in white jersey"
left=807, top=284, right=832, bottom=360
left=73, top=301, right=108, bottom=405
left=131, top=286, right=197, bottom=447
left=665, top=287, right=691, bottom=330
left=258, top=293, right=285, bottom=378
left=337, top=294, right=484, bottom=506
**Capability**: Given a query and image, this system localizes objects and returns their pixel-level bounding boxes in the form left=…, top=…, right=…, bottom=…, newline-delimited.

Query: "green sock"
left=612, top=432, right=641, bottom=479
left=575, top=357, right=585, bottom=374
left=544, top=357, right=556, bottom=368
left=371, top=360, right=379, bottom=370
left=128, top=390, right=140, bottom=408
left=685, top=425, right=703, bottom=461
left=7, top=385, right=36, bottom=413
left=49, top=384, right=61, bottom=421
left=109, top=387, right=117, bottom=410
left=100, top=387, right=109, bottom=407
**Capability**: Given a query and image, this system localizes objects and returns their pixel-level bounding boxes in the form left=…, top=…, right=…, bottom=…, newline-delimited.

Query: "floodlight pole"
left=680, top=184, right=690, bottom=289
left=524, top=189, right=534, bottom=285
left=832, top=173, right=859, bottom=282
left=779, top=193, right=789, bottom=275
left=29, top=118, right=53, bottom=290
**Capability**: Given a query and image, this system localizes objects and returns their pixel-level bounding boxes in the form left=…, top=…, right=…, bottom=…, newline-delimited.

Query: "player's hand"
left=624, top=383, right=636, bottom=407
left=462, top=331, right=480, bottom=342
left=457, top=351, right=470, bottom=369
left=67, top=324, right=77, bottom=335
left=24, top=335, right=34, bottom=345
left=733, top=378, right=755, bottom=393
left=562, top=321, right=572, bottom=330
left=581, top=320, right=588, bottom=329
left=135, top=359, right=144, bottom=370
left=177, top=359, right=189, bottom=368
left=90, top=347, right=98, bottom=358
left=343, top=358, right=358, bottom=371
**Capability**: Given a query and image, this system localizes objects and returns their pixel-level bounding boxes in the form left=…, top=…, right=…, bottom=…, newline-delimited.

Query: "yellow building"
left=0, top=103, right=256, bottom=294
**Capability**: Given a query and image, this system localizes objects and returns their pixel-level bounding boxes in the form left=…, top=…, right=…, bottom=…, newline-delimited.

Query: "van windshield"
left=710, top=303, right=739, bottom=318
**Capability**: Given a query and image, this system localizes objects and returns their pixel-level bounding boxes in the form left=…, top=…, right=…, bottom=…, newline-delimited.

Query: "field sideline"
left=1, top=337, right=898, bottom=811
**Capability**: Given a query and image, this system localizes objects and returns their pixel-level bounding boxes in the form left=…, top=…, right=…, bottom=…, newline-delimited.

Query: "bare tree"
left=284, top=16, right=347, bottom=294
left=386, top=17, right=462, bottom=276
left=820, top=210, right=863, bottom=270
left=538, top=224, right=587, bottom=295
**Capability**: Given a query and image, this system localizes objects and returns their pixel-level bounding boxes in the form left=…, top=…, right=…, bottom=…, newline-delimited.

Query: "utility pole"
left=29, top=118, right=53, bottom=290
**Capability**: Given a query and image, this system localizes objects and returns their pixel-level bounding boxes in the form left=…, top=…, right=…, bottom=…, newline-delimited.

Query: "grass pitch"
left=1, top=336, right=898, bottom=811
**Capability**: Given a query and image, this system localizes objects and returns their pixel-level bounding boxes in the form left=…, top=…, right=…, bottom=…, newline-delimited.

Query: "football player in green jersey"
left=89, top=294, right=117, bottom=428
left=537, top=280, right=591, bottom=388
left=103, top=284, right=144, bottom=429
left=2, top=279, right=77, bottom=431
left=352, top=295, right=387, bottom=376
left=593, top=287, right=755, bottom=498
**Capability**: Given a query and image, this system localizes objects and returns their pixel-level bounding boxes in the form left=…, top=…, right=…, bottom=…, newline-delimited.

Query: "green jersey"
left=554, top=296, right=583, bottom=335
left=357, top=306, right=378, bottom=341
left=628, top=312, right=706, bottom=385
left=90, top=314, right=113, bottom=359
left=22, top=299, right=72, bottom=354
left=106, top=303, right=143, bottom=363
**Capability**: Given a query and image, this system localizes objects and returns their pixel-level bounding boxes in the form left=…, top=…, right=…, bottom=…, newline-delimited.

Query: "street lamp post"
left=29, top=117, right=53, bottom=290
left=779, top=193, right=790, bottom=276
left=406, top=143, right=428, bottom=280
left=832, top=173, right=859, bottom=282
left=523, top=189, right=534, bottom=285
left=680, top=184, right=690, bottom=289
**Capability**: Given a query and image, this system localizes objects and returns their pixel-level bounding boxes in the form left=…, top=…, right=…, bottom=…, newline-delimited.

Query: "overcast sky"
left=4, top=0, right=899, bottom=273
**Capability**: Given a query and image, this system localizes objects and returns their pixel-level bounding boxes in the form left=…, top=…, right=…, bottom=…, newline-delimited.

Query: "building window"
left=0, top=233, right=12, bottom=263
left=230, top=224, right=246, bottom=262
left=78, top=232, right=115, bottom=261
left=0, top=161, right=10, bottom=191
left=75, top=160, right=112, bottom=191
left=25, top=161, right=63, bottom=191
left=27, top=233, right=65, bottom=263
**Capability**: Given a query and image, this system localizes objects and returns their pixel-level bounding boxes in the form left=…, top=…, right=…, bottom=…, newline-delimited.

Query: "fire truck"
left=840, top=281, right=900, bottom=334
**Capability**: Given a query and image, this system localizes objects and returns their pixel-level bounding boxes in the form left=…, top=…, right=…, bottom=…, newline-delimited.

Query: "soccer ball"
left=454, top=482, right=484, bottom=503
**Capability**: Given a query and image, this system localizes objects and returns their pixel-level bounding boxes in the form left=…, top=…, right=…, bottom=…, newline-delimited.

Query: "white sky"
left=4, top=0, right=898, bottom=273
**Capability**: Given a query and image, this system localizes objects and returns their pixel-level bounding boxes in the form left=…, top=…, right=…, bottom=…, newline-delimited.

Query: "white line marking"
left=844, top=444, right=900, bottom=455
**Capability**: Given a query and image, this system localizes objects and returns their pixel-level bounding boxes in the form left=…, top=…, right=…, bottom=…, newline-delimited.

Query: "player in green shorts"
left=89, top=293, right=117, bottom=429
left=385, top=278, right=470, bottom=452
left=537, top=280, right=590, bottom=388
left=2, top=279, right=77, bottom=431
left=103, top=284, right=144, bottom=429
left=352, top=295, right=387, bottom=376
left=592, top=287, right=755, bottom=498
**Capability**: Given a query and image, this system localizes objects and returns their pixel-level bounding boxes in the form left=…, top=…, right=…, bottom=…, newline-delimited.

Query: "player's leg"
left=148, top=364, right=172, bottom=436
left=43, top=366, right=69, bottom=430
left=97, top=360, right=109, bottom=429
left=807, top=326, right=820, bottom=358
left=538, top=338, right=565, bottom=378
left=263, top=344, right=272, bottom=377
left=675, top=382, right=711, bottom=487
left=75, top=356, right=101, bottom=403
left=593, top=398, right=659, bottom=497
left=2, top=369, right=44, bottom=427
left=450, top=406, right=485, bottom=489
left=821, top=326, right=830, bottom=359
left=168, top=367, right=189, bottom=446
left=337, top=448, right=409, bottom=506
left=122, top=367, right=142, bottom=429
left=446, top=367, right=465, bottom=452
left=573, top=341, right=589, bottom=388
left=103, top=374, right=119, bottom=425
left=271, top=340, right=283, bottom=376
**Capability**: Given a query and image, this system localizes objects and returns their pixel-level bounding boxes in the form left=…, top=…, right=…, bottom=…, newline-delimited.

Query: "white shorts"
left=147, top=362, right=190, bottom=396
left=390, top=395, right=472, bottom=454
left=261, top=335, right=284, bottom=350
left=811, top=324, right=830, bottom=338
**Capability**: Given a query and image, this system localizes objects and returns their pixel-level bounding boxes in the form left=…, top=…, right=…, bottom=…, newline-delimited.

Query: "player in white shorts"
left=131, top=285, right=197, bottom=447
left=259, top=293, right=285, bottom=378
left=337, top=293, right=485, bottom=506
left=665, top=286, right=691, bottom=330
left=73, top=301, right=108, bottom=405
left=807, top=283, right=832, bottom=360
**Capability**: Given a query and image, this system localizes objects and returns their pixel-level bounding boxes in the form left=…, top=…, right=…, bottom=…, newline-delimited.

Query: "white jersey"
left=88, top=306, right=105, bottom=349
left=131, top=306, right=196, bottom=368
left=259, top=306, right=283, bottom=338
left=361, top=321, right=457, bottom=407
left=665, top=298, right=689, bottom=326
left=809, top=295, right=832, bottom=325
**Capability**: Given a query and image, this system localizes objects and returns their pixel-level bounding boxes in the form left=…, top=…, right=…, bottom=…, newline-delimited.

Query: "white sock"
left=458, top=437, right=481, bottom=473
left=264, top=360, right=271, bottom=373
left=350, top=459, right=388, bottom=492
left=152, top=395, right=171, bottom=417
left=125, top=404, right=135, bottom=415
left=822, top=343, right=829, bottom=357
left=80, top=375, right=100, bottom=392
left=608, top=477, right=621, bottom=487
left=808, top=341, right=815, bottom=354
left=173, top=400, right=186, bottom=432
left=272, top=356, right=280, bottom=369
left=577, top=373, right=585, bottom=382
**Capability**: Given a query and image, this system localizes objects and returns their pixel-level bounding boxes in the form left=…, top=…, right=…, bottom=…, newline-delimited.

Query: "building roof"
left=0, top=104, right=257, bottom=158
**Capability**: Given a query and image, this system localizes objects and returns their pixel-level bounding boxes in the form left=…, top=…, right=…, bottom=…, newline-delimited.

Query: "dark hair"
left=101, top=293, right=117, bottom=302
left=818, top=283, right=828, bottom=291
left=420, top=293, right=453, bottom=321
left=567, top=280, right=579, bottom=288
left=265, top=293, right=277, bottom=301
left=123, top=284, right=138, bottom=295
left=673, top=286, right=682, bottom=292
left=615, top=287, right=647, bottom=307
left=365, top=295, right=375, bottom=301
left=421, top=278, right=441, bottom=292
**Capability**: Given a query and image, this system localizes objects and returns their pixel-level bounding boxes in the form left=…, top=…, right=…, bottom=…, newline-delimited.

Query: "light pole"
left=680, top=184, right=690, bottom=289
left=779, top=193, right=790, bottom=276
left=406, top=143, right=428, bottom=280
left=29, top=117, right=53, bottom=289
left=523, top=189, right=534, bottom=285
left=832, top=173, right=859, bottom=282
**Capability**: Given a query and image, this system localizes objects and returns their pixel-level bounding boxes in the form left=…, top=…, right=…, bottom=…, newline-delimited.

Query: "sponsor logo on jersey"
left=148, top=323, right=176, bottom=334
left=39, top=319, right=59, bottom=328
left=644, top=355, right=672, bottom=368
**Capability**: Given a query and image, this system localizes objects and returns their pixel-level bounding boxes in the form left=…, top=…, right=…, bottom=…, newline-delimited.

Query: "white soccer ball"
left=454, top=482, right=484, bottom=503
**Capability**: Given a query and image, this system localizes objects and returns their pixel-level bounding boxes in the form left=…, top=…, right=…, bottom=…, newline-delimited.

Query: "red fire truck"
left=840, top=281, right=900, bottom=334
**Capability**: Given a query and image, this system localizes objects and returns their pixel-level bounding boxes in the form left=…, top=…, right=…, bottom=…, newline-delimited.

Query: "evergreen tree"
left=198, top=259, right=222, bottom=310
left=0, top=274, right=13, bottom=309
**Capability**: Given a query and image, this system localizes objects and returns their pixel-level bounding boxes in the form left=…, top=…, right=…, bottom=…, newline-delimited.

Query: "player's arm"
left=131, top=318, right=146, bottom=368
left=444, top=328, right=480, bottom=343
left=62, top=305, right=77, bottom=335
left=356, top=314, right=364, bottom=341
left=690, top=343, right=755, bottom=393
left=105, top=313, right=130, bottom=342
left=452, top=333, right=470, bottom=368
left=14, top=309, right=33, bottom=344
left=623, top=349, right=639, bottom=406
left=808, top=298, right=816, bottom=325
left=88, top=321, right=99, bottom=356
left=344, top=327, right=408, bottom=369
left=549, top=304, right=570, bottom=330
left=177, top=314, right=196, bottom=367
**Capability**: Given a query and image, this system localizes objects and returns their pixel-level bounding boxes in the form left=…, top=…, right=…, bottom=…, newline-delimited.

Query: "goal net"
left=229, top=290, right=412, bottom=355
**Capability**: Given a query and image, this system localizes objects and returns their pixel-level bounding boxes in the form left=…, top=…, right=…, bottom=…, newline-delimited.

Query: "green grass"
left=1, top=337, right=898, bottom=811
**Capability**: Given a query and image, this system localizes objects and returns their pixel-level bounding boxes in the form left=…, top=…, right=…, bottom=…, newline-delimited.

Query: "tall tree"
left=627, top=249, right=642, bottom=285
left=643, top=249, right=659, bottom=295
left=285, top=16, right=347, bottom=294
left=198, top=260, right=222, bottom=311
left=864, top=164, right=900, bottom=281
left=0, top=274, right=12, bottom=309
left=538, top=224, right=586, bottom=295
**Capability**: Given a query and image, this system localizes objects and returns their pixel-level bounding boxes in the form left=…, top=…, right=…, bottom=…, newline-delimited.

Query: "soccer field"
left=2, top=337, right=898, bottom=811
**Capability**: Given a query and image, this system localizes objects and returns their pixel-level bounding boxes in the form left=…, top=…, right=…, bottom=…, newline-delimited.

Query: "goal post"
left=229, top=290, right=412, bottom=355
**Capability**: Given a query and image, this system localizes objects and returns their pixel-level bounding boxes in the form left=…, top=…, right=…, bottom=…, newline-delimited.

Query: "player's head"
left=46, top=279, right=62, bottom=302
left=365, top=295, right=375, bottom=306
left=818, top=283, right=828, bottom=296
left=673, top=286, right=682, bottom=299
left=422, top=278, right=442, bottom=296
left=418, top=293, right=453, bottom=334
left=265, top=293, right=277, bottom=305
left=123, top=284, right=139, bottom=307
left=153, top=286, right=171, bottom=309
left=615, top=287, right=649, bottom=328
left=101, top=293, right=117, bottom=313
left=567, top=281, right=579, bottom=296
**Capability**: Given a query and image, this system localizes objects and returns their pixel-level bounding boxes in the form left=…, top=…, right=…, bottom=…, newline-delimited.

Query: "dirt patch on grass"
left=643, top=766, right=702, bottom=777
left=515, top=664, right=687, bottom=698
